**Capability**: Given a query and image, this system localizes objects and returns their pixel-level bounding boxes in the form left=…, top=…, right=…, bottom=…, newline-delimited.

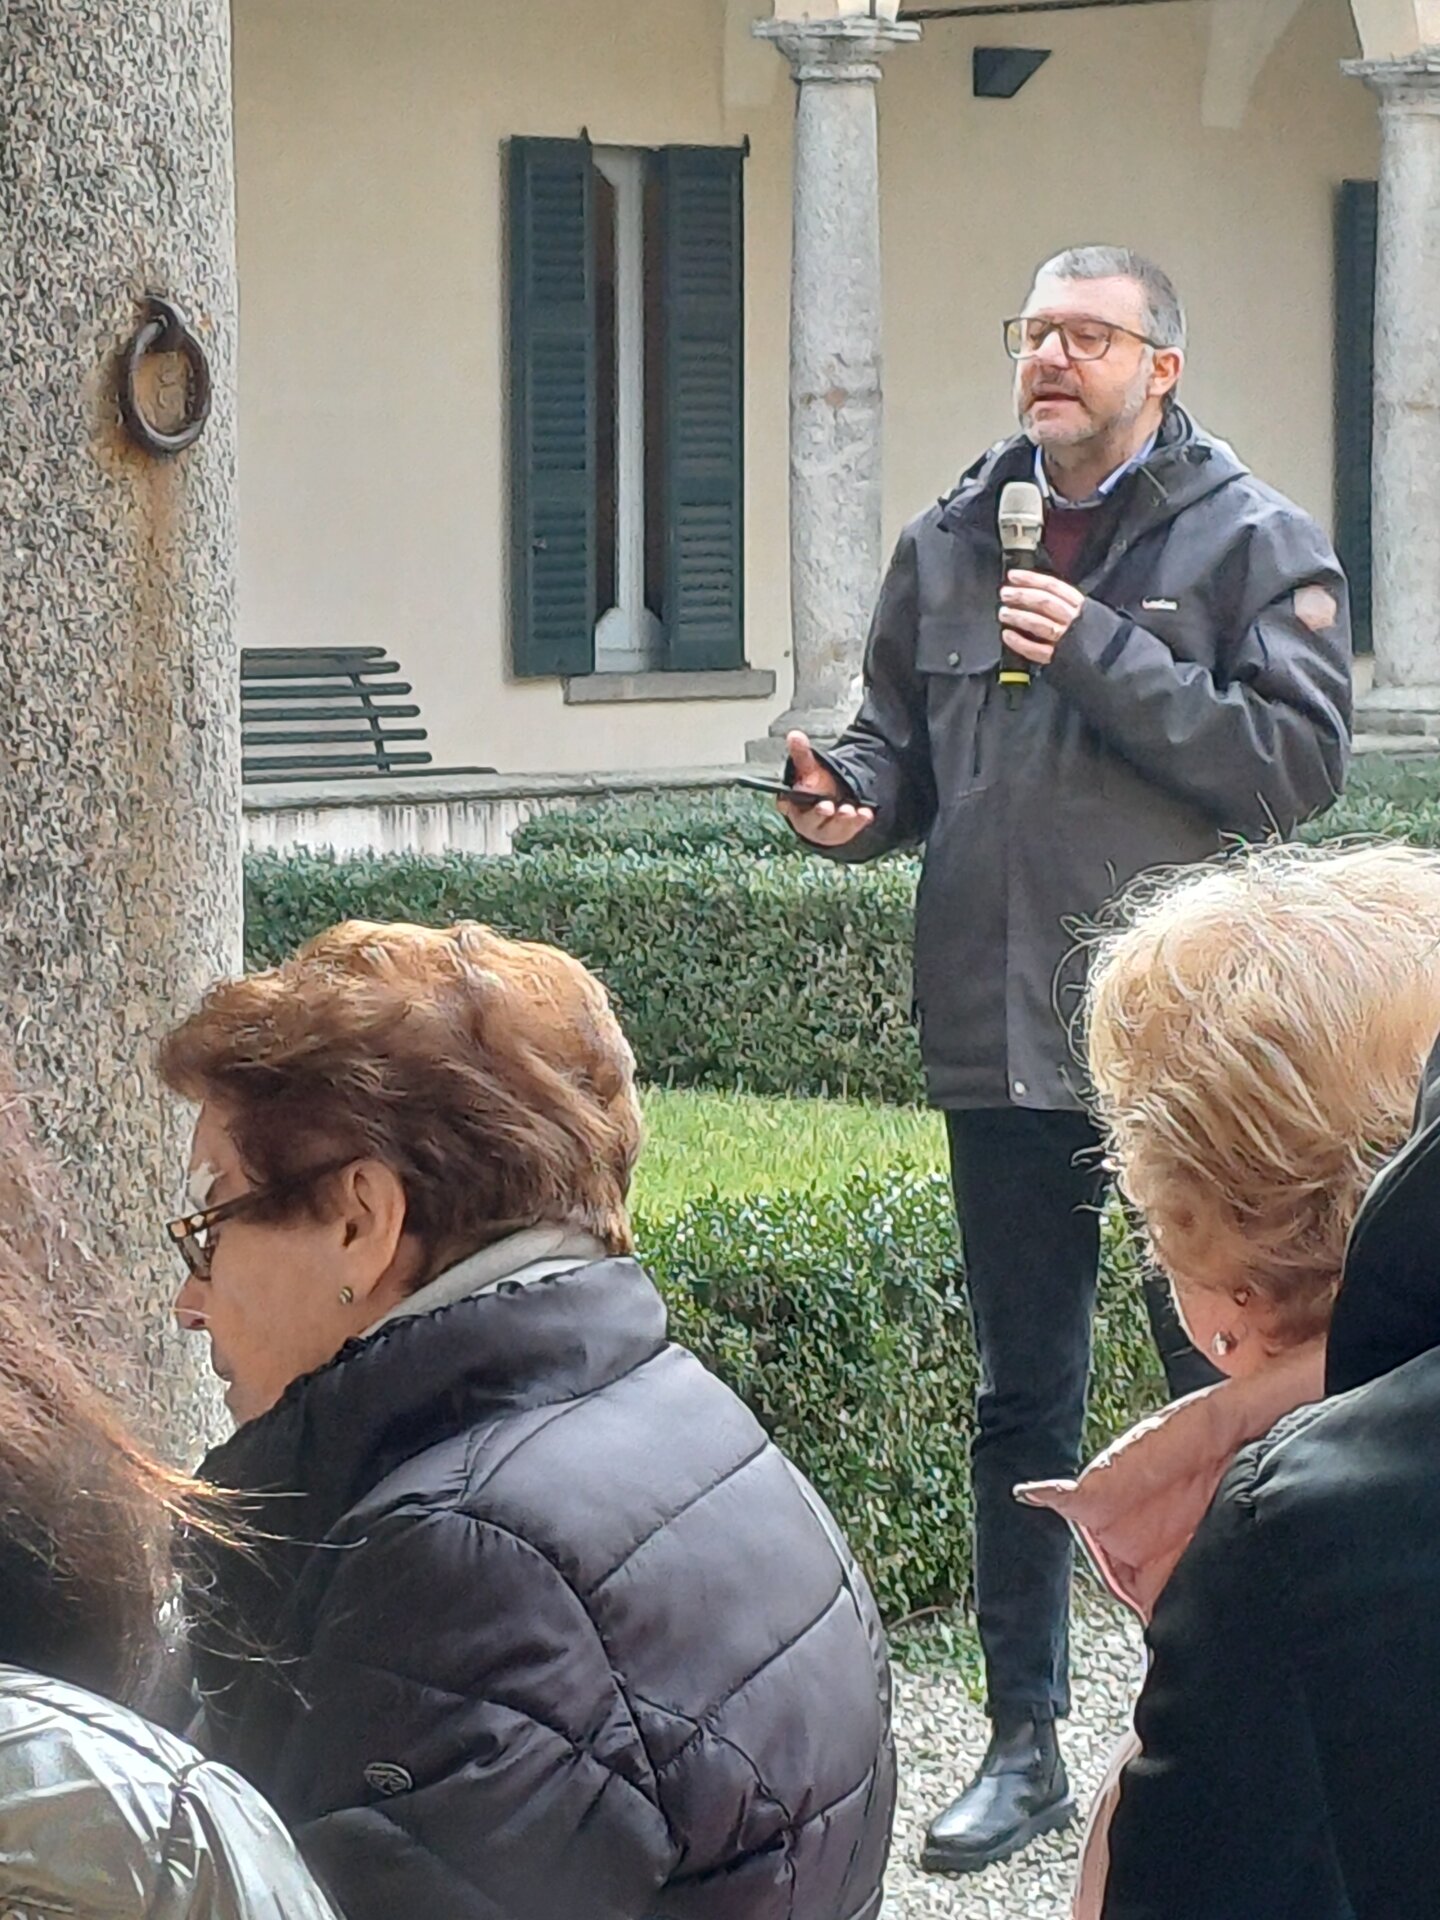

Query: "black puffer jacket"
left=1101, top=1040, right=1440, bottom=1919
left=187, top=1256, right=895, bottom=1920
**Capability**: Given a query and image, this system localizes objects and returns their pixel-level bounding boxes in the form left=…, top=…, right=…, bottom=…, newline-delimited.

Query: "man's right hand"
left=779, top=732, right=876, bottom=847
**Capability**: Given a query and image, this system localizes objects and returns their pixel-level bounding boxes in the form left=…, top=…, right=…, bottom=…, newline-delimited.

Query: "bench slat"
left=242, top=658, right=401, bottom=681
left=242, top=705, right=422, bottom=726
left=238, top=647, right=499, bottom=785
left=243, top=749, right=435, bottom=772
left=243, top=726, right=428, bottom=747
left=243, top=645, right=388, bottom=662
left=241, top=683, right=415, bottom=704
left=243, top=762, right=498, bottom=785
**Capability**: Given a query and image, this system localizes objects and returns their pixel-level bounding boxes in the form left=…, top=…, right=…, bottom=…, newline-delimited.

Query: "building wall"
left=880, top=0, right=1379, bottom=543
left=232, top=0, right=1377, bottom=778
left=232, top=0, right=794, bottom=775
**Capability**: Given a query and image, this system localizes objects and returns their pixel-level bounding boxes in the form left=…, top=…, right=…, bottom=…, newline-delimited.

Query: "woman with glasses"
left=0, top=1069, right=336, bottom=1917
left=162, top=918, right=895, bottom=1920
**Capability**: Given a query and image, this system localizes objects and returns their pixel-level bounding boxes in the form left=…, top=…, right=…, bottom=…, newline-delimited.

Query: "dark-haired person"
left=780, top=244, right=1352, bottom=1871
left=165, top=919, right=895, bottom=1920
left=0, top=1069, right=336, bottom=1918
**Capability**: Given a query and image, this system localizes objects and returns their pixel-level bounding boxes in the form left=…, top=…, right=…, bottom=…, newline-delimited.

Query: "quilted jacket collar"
left=198, top=1256, right=669, bottom=1544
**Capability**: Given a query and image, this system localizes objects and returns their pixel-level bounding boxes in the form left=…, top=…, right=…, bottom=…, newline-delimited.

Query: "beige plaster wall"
left=232, top=0, right=794, bottom=774
left=879, top=0, right=1378, bottom=552
left=1349, top=0, right=1440, bottom=59
left=233, top=0, right=1377, bottom=777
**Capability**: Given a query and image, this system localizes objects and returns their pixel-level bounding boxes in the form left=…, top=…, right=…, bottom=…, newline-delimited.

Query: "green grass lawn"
left=634, top=1086, right=946, bottom=1216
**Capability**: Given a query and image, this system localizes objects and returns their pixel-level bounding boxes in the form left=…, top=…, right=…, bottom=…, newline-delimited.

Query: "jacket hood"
left=1327, top=1034, right=1440, bottom=1395
left=937, top=405, right=1247, bottom=538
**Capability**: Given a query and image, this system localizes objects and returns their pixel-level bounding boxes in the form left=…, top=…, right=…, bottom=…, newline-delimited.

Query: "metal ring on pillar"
left=118, top=295, right=213, bottom=457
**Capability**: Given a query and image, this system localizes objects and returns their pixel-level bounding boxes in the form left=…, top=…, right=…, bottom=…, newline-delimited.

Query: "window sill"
left=562, top=668, right=776, bottom=706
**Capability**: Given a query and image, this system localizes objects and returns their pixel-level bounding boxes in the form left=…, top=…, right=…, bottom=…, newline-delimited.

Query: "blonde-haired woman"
left=164, top=920, right=894, bottom=1920
left=1019, top=841, right=1440, bottom=1919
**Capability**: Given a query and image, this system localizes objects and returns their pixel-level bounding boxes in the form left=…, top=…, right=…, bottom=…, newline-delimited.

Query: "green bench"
left=241, top=647, right=494, bottom=786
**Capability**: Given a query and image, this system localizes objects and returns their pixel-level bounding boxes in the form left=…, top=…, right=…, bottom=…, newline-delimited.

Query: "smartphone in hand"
left=732, top=774, right=832, bottom=810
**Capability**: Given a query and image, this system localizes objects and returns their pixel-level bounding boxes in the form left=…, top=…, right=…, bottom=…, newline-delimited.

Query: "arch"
left=1202, top=0, right=1308, bottom=131
left=1348, top=1, right=1440, bottom=61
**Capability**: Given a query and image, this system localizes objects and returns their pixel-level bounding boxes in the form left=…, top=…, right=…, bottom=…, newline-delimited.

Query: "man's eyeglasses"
left=1003, top=315, right=1164, bottom=363
left=166, top=1157, right=355, bottom=1280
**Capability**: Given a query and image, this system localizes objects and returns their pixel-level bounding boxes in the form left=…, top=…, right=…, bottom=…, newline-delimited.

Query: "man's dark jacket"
left=186, top=1258, right=895, bottom=1920
left=818, top=408, right=1353, bottom=1108
left=1102, top=1039, right=1440, bottom=1920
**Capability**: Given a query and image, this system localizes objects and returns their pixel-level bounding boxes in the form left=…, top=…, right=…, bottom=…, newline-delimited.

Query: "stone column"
left=0, top=1, right=240, bottom=1459
left=752, top=14, right=919, bottom=756
left=1345, top=50, right=1440, bottom=690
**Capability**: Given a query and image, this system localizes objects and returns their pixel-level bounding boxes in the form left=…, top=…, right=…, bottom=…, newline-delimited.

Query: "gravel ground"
left=883, top=1597, right=1145, bottom=1919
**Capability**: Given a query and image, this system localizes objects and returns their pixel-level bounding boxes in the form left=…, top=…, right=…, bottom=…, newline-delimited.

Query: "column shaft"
left=1346, top=52, right=1440, bottom=689
left=755, top=16, right=919, bottom=749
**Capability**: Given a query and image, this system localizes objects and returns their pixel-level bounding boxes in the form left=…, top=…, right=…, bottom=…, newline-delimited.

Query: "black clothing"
left=818, top=408, right=1352, bottom=1110
left=1102, top=1040, right=1440, bottom=1920
left=188, top=1257, right=896, bottom=1920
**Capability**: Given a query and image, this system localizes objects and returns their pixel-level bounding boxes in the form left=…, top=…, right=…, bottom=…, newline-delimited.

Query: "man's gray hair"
left=1032, top=246, right=1187, bottom=351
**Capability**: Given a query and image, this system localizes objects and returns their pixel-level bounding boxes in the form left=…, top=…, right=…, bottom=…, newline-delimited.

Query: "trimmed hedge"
left=514, top=756, right=1440, bottom=859
left=1299, top=755, right=1440, bottom=849
left=236, top=760, right=1438, bottom=1620
left=246, top=848, right=926, bottom=1103
left=635, top=1172, right=1161, bottom=1622
left=244, top=758, right=1440, bottom=1108
left=513, top=789, right=796, bottom=859
left=243, top=758, right=1440, bottom=1110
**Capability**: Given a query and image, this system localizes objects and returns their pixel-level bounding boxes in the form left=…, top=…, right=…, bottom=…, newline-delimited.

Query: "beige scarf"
left=364, top=1223, right=608, bottom=1336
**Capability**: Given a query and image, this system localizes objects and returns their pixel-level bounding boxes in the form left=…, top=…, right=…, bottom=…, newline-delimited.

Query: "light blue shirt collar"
left=1033, top=429, right=1158, bottom=510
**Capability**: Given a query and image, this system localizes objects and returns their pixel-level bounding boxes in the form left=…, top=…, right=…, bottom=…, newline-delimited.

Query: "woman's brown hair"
left=0, top=1070, right=217, bottom=1705
left=158, top=920, right=643, bottom=1276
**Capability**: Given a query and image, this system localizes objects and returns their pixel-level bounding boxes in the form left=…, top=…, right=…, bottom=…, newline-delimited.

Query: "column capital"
left=754, top=15, right=921, bottom=85
left=1344, top=48, right=1440, bottom=110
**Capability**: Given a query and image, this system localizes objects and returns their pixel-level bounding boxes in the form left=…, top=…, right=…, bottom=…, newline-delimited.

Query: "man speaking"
left=780, top=247, right=1351, bottom=1875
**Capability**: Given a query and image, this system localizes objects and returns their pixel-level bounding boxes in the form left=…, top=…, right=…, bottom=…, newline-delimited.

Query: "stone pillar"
left=752, top=14, right=919, bottom=756
left=1345, top=50, right=1440, bottom=690
left=0, top=1, right=240, bottom=1459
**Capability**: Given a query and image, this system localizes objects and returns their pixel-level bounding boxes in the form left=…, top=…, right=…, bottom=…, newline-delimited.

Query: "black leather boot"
left=920, top=1713, right=1075, bottom=1875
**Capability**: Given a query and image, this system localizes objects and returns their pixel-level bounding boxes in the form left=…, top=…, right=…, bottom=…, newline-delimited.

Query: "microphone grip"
left=999, top=544, right=1037, bottom=705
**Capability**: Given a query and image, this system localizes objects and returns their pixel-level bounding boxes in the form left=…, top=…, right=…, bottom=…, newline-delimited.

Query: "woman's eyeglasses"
left=166, top=1158, right=355, bottom=1280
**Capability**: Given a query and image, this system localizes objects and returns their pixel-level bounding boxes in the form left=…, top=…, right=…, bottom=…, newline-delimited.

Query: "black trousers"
left=946, top=1106, right=1216, bottom=1722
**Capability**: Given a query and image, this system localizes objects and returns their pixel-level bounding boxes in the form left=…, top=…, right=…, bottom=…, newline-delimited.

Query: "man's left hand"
left=999, top=570, right=1087, bottom=665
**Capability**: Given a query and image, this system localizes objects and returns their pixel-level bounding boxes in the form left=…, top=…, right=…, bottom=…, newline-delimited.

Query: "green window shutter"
left=508, top=137, right=596, bottom=678
left=658, top=146, right=746, bottom=671
left=1334, top=178, right=1377, bottom=654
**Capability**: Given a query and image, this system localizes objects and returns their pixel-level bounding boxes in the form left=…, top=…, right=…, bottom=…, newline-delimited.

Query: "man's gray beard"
left=1020, top=367, right=1151, bottom=452
left=1023, top=409, right=1092, bottom=448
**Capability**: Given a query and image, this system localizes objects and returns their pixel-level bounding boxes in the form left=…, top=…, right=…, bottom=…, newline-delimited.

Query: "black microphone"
left=997, top=480, right=1045, bottom=707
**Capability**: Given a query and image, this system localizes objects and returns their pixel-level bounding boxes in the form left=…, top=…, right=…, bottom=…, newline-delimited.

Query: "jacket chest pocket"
left=917, top=617, right=1000, bottom=798
left=1113, top=593, right=1216, bottom=669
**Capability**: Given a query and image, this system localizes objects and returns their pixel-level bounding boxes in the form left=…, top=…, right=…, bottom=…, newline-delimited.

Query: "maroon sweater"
left=1041, top=502, right=1097, bottom=583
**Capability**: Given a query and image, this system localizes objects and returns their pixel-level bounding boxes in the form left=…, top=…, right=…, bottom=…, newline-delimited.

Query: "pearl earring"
left=339, top=1286, right=355, bottom=1307
left=1212, top=1329, right=1236, bottom=1359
